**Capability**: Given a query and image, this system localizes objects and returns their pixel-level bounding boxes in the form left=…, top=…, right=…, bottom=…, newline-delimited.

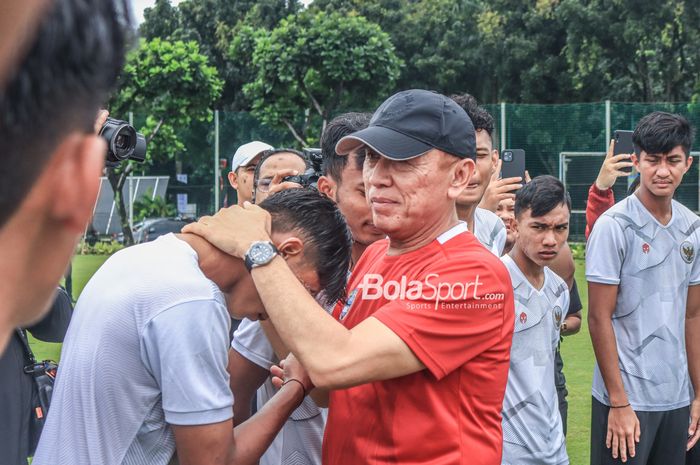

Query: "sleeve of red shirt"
left=585, top=184, right=615, bottom=240
left=371, top=254, right=514, bottom=380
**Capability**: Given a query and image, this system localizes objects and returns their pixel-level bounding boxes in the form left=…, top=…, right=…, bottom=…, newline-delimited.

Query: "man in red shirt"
left=185, top=89, right=515, bottom=464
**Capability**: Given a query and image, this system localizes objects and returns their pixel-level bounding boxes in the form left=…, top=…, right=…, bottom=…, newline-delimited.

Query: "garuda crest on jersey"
left=681, top=241, right=695, bottom=264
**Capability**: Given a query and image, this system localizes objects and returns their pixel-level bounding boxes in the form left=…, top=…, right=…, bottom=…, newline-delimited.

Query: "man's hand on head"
left=181, top=203, right=272, bottom=258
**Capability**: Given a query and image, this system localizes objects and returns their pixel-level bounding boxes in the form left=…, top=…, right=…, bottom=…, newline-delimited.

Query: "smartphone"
left=613, top=130, right=635, bottom=174
left=500, top=149, right=526, bottom=180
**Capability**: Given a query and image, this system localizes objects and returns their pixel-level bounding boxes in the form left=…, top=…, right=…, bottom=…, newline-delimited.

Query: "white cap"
left=230, top=141, right=273, bottom=172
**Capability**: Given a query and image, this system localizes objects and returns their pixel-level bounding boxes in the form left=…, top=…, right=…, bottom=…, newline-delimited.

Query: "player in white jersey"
left=587, top=111, right=700, bottom=465
left=228, top=113, right=384, bottom=465
left=499, top=175, right=571, bottom=465
left=452, top=94, right=511, bottom=256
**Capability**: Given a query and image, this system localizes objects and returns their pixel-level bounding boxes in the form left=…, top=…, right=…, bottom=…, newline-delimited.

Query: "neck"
left=388, top=207, right=460, bottom=255
left=635, top=188, right=673, bottom=225
left=351, top=241, right=368, bottom=270
left=177, top=233, right=247, bottom=291
left=456, top=202, right=477, bottom=232
left=510, top=244, right=545, bottom=290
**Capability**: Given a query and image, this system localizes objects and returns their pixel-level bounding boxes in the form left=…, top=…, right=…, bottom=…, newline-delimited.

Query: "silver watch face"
left=249, top=242, right=275, bottom=265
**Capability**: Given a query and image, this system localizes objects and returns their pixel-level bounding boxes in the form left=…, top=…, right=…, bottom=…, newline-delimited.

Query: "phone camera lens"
left=503, top=151, right=513, bottom=162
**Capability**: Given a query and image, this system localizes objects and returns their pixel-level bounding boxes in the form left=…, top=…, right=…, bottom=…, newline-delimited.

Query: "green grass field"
left=28, top=255, right=595, bottom=463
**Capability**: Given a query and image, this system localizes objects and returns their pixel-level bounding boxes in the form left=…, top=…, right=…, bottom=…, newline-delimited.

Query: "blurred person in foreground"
left=33, top=189, right=351, bottom=465
left=229, top=112, right=383, bottom=465
left=500, top=175, right=571, bottom=465
left=0, top=287, right=72, bottom=465
left=0, top=0, right=129, bottom=352
left=587, top=111, right=700, bottom=464
left=184, top=89, right=515, bottom=465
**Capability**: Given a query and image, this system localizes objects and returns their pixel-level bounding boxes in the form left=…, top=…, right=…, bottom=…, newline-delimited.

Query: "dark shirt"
left=0, top=288, right=72, bottom=465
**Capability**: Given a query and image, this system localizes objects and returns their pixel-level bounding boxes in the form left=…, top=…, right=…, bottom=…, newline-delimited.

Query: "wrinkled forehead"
left=259, top=153, right=306, bottom=174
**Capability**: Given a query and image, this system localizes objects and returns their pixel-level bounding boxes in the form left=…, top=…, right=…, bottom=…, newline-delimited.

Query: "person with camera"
left=451, top=94, right=508, bottom=256
left=229, top=112, right=384, bottom=465
left=33, top=188, right=351, bottom=465
left=0, top=0, right=130, bottom=353
left=184, top=89, right=515, bottom=465
left=252, top=149, right=311, bottom=203
left=0, top=287, right=72, bottom=465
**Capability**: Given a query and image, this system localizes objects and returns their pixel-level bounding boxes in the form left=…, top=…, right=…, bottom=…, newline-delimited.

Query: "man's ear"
left=316, top=175, right=337, bottom=201
left=276, top=236, right=305, bottom=259
left=631, top=153, right=639, bottom=167
left=447, top=158, right=475, bottom=200
left=228, top=171, right=238, bottom=189
left=491, top=149, right=499, bottom=174
left=685, top=155, right=694, bottom=173
left=48, top=133, right=105, bottom=233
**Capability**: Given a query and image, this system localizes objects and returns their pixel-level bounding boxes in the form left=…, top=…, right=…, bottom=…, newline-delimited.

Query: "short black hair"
left=252, top=149, right=310, bottom=201
left=320, top=112, right=372, bottom=181
left=450, top=93, right=494, bottom=136
left=0, top=0, right=131, bottom=228
left=515, top=175, right=571, bottom=218
left=633, top=111, right=693, bottom=157
left=260, top=188, right=352, bottom=307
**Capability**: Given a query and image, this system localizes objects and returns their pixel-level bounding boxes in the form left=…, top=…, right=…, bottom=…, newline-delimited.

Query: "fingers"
left=626, top=430, right=636, bottom=459
left=93, top=109, right=109, bottom=134
left=606, top=426, right=612, bottom=449
left=618, top=433, right=627, bottom=462
left=688, top=414, right=700, bottom=450
left=491, top=159, right=502, bottom=180
left=268, top=181, right=303, bottom=195
left=271, top=169, right=299, bottom=186
left=524, top=170, right=531, bottom=183
left=606, top=138, right=615, bottom=158
left=270, top=364, right=283, bottom=378
left=609, top=154, right=632, bottom=163
left=611, top=432, right=619, bottom=459
left=271, top=376, right=284, bottom=389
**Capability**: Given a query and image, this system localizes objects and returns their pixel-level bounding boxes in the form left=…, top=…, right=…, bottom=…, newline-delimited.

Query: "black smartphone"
left=613, top=130, right=635, bottom=174
left=500, top=149, right=526, bottom=180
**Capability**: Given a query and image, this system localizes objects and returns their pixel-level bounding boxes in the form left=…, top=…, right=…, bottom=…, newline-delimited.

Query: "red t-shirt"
left=585, top=184, right=615, bottom=240
left=324, top=225, right=515, bottom=465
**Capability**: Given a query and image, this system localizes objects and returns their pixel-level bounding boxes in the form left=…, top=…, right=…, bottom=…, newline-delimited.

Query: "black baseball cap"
left=336, top=89, right=476, bottom=160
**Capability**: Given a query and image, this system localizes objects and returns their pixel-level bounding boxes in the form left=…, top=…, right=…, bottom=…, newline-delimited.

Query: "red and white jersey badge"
left=519, top=312, right=527, bottom=324
left=642, top=243, right=650, bottom=254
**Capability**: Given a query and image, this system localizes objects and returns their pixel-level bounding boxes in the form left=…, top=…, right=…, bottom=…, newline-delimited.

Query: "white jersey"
left=232, top=319, right=325, bottom=465
left=586, top=194, right=700, bottom=411
left=34, top=234, right=233, bottom=465
left=501, top=255, right=569, bottom=465
left=473, top=207, right=507, bottom=256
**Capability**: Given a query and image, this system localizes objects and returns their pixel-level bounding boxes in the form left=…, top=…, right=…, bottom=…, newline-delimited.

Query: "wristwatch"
left=244, top=241, right=279, bottom=272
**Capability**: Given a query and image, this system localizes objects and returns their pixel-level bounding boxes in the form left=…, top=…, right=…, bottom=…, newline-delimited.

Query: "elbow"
left=306, top=364, right=345, bottom=391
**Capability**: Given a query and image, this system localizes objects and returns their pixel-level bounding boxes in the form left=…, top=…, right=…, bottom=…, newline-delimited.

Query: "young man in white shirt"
left=587, top=111, right=700, bottom=465
left=500, top=175, right=571, bottom=465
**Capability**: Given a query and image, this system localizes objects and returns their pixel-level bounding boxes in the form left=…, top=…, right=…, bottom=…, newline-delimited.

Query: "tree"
left=133, top=191, right=177, bottom=222
left=560, top=0, right=700, bottom=102
left=109, top=38, right=222, bottom=244
left=241, top=11, right=402, bottom=145
left=140, top=0, right=301, bottom=109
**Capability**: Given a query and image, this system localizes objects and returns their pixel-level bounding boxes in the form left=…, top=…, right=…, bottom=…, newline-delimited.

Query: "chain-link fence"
left=120, top=102, right=700, bottom=241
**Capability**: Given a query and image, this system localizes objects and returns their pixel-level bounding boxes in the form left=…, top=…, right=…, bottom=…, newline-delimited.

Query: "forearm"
left=562, top=314, right=581, bottom=336
left=589, top=313, right=628, bottom=404
left=251, top=257, right=352, bottom=383
left=231, top=382, right=304, bottom=464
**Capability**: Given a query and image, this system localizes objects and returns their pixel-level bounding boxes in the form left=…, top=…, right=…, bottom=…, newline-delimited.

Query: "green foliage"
left=132, top=191, right=177, bottom=223
left=108, top=38, right=222, bottom=244
left=140, top=0, right=300, bottom=109
left=240, top=10, right=402, bottom=145
left=77, top=240, right=125, bottom=256
left=570, top=242, right=586, bottom=260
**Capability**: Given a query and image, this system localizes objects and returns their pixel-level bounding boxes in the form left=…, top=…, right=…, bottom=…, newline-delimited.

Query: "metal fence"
left=121, top=101, right=700, bottom=240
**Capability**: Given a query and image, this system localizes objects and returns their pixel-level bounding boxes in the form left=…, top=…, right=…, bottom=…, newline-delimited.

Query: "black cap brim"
left=335, top=125, right=433, bottom=161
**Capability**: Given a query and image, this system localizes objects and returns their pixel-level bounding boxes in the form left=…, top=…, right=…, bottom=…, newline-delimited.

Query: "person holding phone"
left=451, top=94, right=510, bottom=256
left=587, top=111, right=700, bottom=465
